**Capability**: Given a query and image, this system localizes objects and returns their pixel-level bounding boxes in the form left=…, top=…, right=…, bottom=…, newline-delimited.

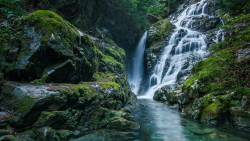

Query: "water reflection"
left=71, top=99, right=250, bottom=141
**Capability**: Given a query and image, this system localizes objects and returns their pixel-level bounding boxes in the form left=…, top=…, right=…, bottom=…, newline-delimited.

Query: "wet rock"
left=16, top=130, right=36, bottom=140
left=201, top=101, right=221, bottom=124
left=57, top=130, right=73, bottom=140
left=107, top=117, right=140, bottom=130
left=153, top=89, right=166, bottom=101
left=237, top=48, right=250, bottom=61
left=0, top=135, right=16, bottom=141
left=0, top=113, right=14, bottom=128
left=37, top=126, right=60, bottom=141
left=34, top=111, right=70, bottom=128
left=0, top=82, right=60, bottom=127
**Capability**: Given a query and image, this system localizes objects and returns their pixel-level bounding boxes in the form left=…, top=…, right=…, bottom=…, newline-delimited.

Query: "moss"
left=105, top=46, right=122, bottom=61
left=147, top=20, right=174, bottom=48
left=102, top=55, right=124, bottom=72
left=17, top=96, right=35, bottom=113
left=92, top=72, right=115, bottom=82
left=230, top=100, right=238, bottom=107
left=201, top=100, right=221, bottom=120
left=97, top=82, right=121, bottom=90
left=20, top=10, right=80, bottom=50
left=31, top=75, right=48, bottom=84
left=106, top=38, right=118, bottom=47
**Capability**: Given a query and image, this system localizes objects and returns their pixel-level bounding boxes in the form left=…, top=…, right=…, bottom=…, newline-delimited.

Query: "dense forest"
left=0, top=0, right=250, bottom=140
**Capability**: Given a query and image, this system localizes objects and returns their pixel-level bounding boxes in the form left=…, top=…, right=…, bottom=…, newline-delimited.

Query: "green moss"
left=201, top=100, right=221, bottom=120
left=21, top=10, right=80, bottom=48
left=230, top=100, right=238, bottom=107
left=17, top=96, right=35, bottom=113
left=105, top=46, right=122, bottom=61
left=106, top=38, right=118, bottom=47
left=97, top=82, right=121, bottom=90
left=102, top=55, right=124, bottom=72
left=148, top=20, right=174, bottom=48
left=31, top=75, right=48, bottom=84
left=84, top=35, right=94, bottom=46
left=92, top=72, right=115, bottom=82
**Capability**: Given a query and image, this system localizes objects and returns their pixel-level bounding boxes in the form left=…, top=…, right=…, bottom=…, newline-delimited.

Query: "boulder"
left=2, top=10, right=98, bottom=84
left=106, top=117, right=140, bottom=130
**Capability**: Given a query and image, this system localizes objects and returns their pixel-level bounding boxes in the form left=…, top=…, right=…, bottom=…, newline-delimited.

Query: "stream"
left=72, top=99, right=250, bottom=141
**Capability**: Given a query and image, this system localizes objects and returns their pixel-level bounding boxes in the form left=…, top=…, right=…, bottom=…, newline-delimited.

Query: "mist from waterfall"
left=128, top=31, right=148, bottom=94
left=139, top=0, right=212, bottom=99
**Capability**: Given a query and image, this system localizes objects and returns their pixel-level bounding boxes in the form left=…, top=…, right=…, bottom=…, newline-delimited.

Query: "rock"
left=34, top=111, right=71, bottom=128
left=2, top=10, right=97, bottom=84
left=0, top=135, right=16, bottom=141
left=0, top=82, right=60, bottom=127
left=107, top=117, right=140, bottom=130
left=0, top=113, right=14, bottom=128
left=237, top=48, right=250, bottom=61
left=37, top=126, right=60, bottom=141
left=146, top=20, right=175, bottom=48
left=57, top=130, right=73, bottom=141
left=153, top=89, right=166, bottom=101
left=201, top=100, right=221, bottom=124
left=16, top=130, right=36, bottom=140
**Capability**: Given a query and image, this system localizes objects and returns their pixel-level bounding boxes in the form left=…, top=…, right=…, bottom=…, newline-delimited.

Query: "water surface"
left=72, top=99, right=249, bottom=141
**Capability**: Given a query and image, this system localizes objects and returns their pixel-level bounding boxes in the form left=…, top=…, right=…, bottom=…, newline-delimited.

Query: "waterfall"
left=128, top=31, right=148, bottom=94
left=139, top=0, right=212, bottom=99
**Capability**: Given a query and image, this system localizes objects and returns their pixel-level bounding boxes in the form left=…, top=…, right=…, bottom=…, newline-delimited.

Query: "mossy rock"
left=146, top=20, right=174, bottom=48
left=57, top=130, right=73, bottom=141
left=106, top=117, right=140, bottom=130
left=201, top=100, right=221, bottom=123
left=1, top=10, right=98, bottom=83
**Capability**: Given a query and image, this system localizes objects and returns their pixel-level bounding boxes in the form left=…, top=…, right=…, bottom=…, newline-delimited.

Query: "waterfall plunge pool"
left=71, top=99, right=250, bottom=141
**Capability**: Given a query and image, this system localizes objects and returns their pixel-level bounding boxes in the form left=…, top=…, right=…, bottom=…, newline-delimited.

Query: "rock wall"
left=0, top=10, right=138, bottom=141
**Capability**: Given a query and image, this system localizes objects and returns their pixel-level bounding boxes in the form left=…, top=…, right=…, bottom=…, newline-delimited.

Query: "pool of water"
left=71, top=99, right=250, bottom=141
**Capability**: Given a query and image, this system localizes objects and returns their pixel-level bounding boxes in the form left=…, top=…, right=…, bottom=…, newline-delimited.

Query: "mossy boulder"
left=0, top=10, right=98, bottom=83
left=106, top=117, right=140, bottom=130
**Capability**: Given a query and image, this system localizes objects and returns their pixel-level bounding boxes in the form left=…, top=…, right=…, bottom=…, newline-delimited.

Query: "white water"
left=128, top=31, right=148, bottom=94
left=139, top=0, right=211, bottom=99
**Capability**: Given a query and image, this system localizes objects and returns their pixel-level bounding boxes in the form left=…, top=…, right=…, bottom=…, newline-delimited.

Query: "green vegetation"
left=0, top=0, right=27, bottom=19
left=213, top=0, right=250, bottom=15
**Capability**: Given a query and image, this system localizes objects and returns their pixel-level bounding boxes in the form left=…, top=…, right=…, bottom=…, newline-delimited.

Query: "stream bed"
left=72, top=99, right=250, bottom=141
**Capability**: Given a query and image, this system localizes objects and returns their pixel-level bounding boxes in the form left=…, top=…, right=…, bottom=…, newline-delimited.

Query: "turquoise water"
left=72, top=99, right=250, bottom=141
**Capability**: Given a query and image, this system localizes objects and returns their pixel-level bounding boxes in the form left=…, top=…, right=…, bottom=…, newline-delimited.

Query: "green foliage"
left=213, top=0, right=250, bottom=15
left=0, top=0, right=27, bottom=19
left=106, top=0, right=169, bottom=33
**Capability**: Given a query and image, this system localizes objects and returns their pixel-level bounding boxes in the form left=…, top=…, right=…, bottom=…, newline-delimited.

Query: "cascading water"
left=139, top=0, right=214, bottom=99
left=128, top=31, right=147, bottom=94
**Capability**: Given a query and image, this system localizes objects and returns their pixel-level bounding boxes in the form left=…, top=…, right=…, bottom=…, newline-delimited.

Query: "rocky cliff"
left=0, top=10, right=138, bottom=141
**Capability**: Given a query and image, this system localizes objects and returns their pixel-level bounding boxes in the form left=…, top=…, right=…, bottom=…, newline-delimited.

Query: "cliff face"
left=0, top=10, right=138, bottom=141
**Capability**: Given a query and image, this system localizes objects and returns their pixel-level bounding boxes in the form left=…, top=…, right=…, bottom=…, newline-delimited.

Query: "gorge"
left=0, top=0, right=250, bottom=140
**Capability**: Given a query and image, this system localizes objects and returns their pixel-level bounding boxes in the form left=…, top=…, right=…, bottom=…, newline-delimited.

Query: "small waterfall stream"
left=128, top=31, right=148, bottom=94
left=139, top=0, right=214, bottom=99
